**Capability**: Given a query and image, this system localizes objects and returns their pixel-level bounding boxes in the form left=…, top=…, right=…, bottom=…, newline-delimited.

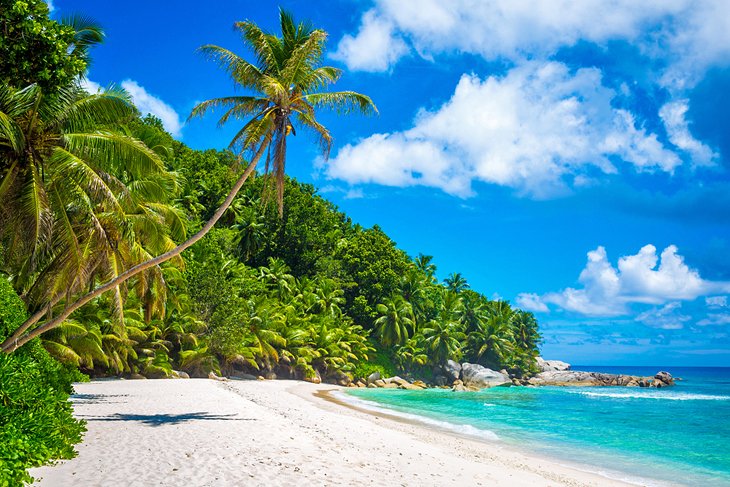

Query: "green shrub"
left=353, top=341, right=396, bottom=380
left=0, top=278, right=86, bottom=485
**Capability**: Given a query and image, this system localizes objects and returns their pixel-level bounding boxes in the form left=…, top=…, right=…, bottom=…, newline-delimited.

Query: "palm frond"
left=302, top=91, right=378, bottom=115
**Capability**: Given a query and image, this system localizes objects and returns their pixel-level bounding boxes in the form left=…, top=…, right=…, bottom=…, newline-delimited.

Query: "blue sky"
left=52, top=0, right=730, bottom=366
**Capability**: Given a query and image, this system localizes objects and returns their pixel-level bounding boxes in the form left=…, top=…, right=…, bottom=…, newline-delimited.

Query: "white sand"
left=30, top=379, right=639, bottom=487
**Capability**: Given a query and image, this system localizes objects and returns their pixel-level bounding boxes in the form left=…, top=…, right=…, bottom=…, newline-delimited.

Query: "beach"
left=30, top=379, right=634, bottom=487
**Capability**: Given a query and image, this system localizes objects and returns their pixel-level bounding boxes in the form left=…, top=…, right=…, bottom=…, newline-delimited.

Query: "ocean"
left=342, top=366, right=730, bottom=486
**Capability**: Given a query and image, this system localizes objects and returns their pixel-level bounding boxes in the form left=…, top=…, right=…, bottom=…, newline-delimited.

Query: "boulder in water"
left=536, top=357, right=571, bottom=372
left=654, top=371, right=674, bottom=386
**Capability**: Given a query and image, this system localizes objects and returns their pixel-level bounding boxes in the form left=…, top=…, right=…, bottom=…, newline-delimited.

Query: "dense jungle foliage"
left=0, top=1, right=541, bottom=482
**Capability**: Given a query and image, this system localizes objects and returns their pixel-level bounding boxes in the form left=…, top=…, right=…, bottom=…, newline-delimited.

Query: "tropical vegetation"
left=0, top=2, right=541, bottom=483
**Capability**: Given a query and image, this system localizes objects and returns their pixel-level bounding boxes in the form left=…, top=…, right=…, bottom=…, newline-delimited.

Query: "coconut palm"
left=414, top=254, right=437, bottom=283
left=0, top=83, right=167, bottom=286
left=189, top=9, right=376, bottom=217
left=422, top=320, right=465, bottom=366
left=444, top=272, right=469, bottom=293
left=467, top=301, right=516, bottom=367
left=374, top=295, right=413, bottom=347
left=233, top=213, right=266, bottom=261
left=311, top=277, right=345, bottom=318
left=0, top=82, right=184, bottom=348
left=399, top=269, right=429, bottom=327
left=259, top=257, right=295, bottom=301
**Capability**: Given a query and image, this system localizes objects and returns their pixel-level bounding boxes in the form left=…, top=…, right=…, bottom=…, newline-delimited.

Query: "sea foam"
left=564, top=390, right=730, bottom=401
left=334, top=391, right=500, bottom=441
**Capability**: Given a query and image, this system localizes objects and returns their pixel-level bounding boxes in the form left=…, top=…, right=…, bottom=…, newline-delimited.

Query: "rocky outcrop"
left=367, top=371, right=381, bottom=385
left=654, top=371, right=675, bottom=386
left=363, top=376, right=428, bottom=390
left=528, top=370, right=675, bottom=387
left=461, top=363, right=511, bottom=389
left=536, top=357, right=571, bottom=372
left=443, top=360, right=462, bottom=382
left=333, top=370, right=353, bottom=387
left=304, top=369, right=322, bottom=384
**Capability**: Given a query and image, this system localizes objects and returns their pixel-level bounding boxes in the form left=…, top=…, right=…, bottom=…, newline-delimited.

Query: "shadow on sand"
left=72, top=393, right=129, bottom=404
left=78, top=412, right=253, bottom=426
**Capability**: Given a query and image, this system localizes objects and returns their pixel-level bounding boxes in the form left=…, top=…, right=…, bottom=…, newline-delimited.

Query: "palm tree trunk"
left=1, top=141, right=269, bottom=353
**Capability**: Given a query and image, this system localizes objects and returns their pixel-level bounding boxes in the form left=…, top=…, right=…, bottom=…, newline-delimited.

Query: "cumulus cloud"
left=515, top=293, right=549, bottom=313
left=517, top=244, right=730, bottom=316
left=78, top=79, right=183, bottom=137
left=45, top=0, right=54, bottom=12
left=121, top=80, right=183, bottom=137
left=659, top=100, right=716, bottom=166
left=336, top=0, right=730, bottom=88
left=331, top=10, right=408, bottom=72
left=325, top=62, right=680, bottom=197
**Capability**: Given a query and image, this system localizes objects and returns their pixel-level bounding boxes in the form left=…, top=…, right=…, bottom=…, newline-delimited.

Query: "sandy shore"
left=30, top=379, right=637, bottom=486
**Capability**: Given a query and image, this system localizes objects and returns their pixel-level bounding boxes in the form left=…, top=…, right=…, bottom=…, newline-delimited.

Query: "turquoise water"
left=344, top=367, right=730, bottom=486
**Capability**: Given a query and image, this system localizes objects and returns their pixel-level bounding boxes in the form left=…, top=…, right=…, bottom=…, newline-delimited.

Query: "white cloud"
left=617, top=245, right=711, bottom=301
left=79, top=78, right=102, bottom=94
left=345, top=188, right=365, bottom=199
left=45, top=0, right=54, bottom=12
left=521, top=244, right=730, bottom=316
left=336, top=1, right=730, bottom=89
left=121, top=80, right=183, bottom=137
left=515, top=293, right=549, bottom=313
left=706, top=296, right=728, bottom=308
left=325, top=62, right=680, bottom=197
left=697, top=313, right=730, bottom=326
left=331, top=10, right=408, bottom=72
left=659, top=100, right=716, bottom=166
left=636, top=302, right=691, bottom=330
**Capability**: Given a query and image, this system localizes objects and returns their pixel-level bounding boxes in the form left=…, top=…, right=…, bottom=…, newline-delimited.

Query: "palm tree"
left=0, top=82, right=181, bottom=345
left=233, top=213, right=266, bottom=261
left=399, top=269, right=429, bottom=327
left=0, top=83, right=167, bottom=284
left=444, top=272, right=469, bottom=293
left=414, top=254, right=437, bottom=283
left=1, top=9, right=375, bottom=353
left=259, top=257, right=295, bottom=301
left=422, top=320, right=465, bottom=366
left=311, top=278, right=345, bottom=318
left=467, top=301, right=516, bottom=367
left=190, top=9, right=376, bottom=217
left=374, top=295, right=413, bottom=347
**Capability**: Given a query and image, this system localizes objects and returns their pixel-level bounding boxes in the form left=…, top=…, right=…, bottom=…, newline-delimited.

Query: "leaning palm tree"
left=1, top=9, right=375, bottom=353
left=190, top=8, right=376, bottom=216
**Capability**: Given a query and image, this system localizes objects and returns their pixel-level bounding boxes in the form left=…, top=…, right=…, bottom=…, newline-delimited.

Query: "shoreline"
left=30, top=378, right=669, bottom=486
left=316, top=386, right=680, bottom=487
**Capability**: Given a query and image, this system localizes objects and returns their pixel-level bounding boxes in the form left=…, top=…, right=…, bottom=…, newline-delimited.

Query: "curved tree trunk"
left=1, top=141, right=268, bottom=353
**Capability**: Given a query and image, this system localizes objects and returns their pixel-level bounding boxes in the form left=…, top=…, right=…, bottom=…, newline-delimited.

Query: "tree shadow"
left=72, top=393, right=129, bottom=404
left=78, top=412, right=253, bottom=426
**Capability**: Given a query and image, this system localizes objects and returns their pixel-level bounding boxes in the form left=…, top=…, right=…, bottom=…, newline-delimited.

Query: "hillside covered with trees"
left=0, top=1, right=541, bottom=482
